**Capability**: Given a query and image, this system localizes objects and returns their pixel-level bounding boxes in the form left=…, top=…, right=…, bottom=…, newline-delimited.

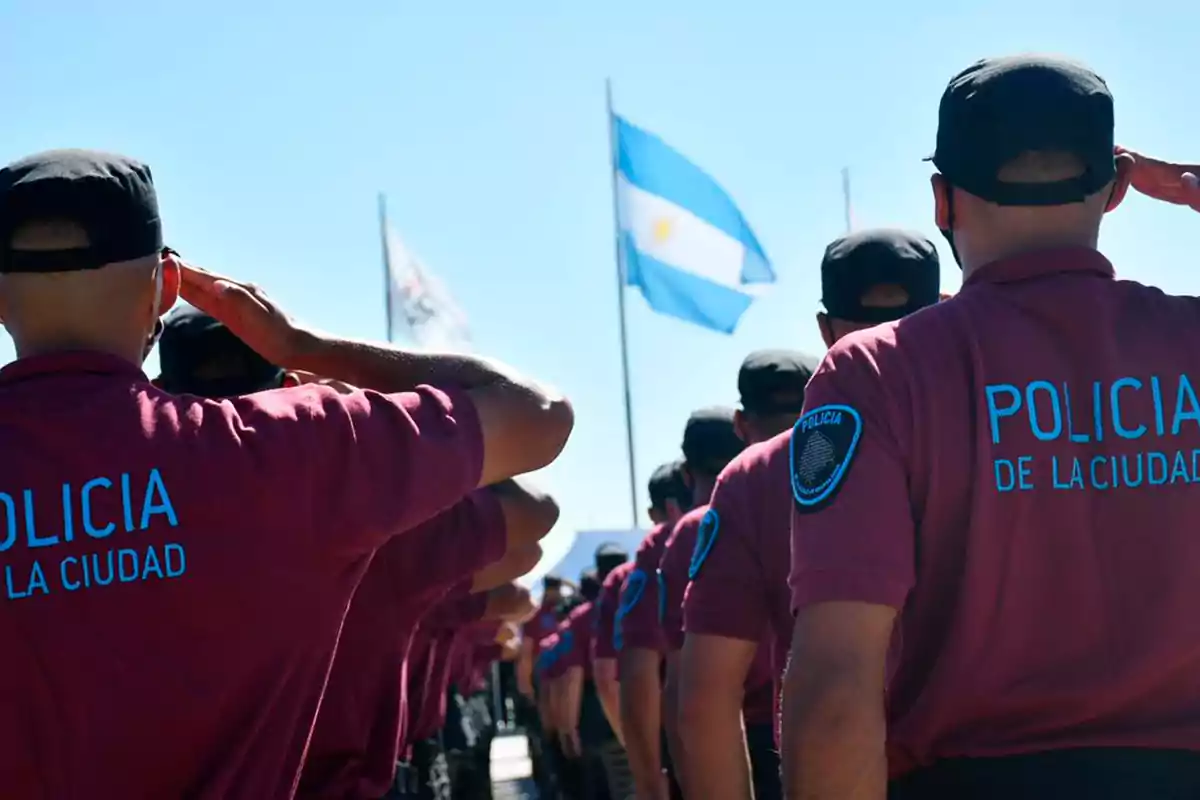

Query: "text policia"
left=1, top=469, right=184, bottom=600
left=987, top=374, right=1200, bottom=493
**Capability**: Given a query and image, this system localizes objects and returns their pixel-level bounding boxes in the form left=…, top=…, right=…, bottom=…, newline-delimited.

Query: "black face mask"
left=939, top=188, right=964, bottom=269
left=163, top=370, right=285, bottom=399
left=142, top=320, right=165, bottom=362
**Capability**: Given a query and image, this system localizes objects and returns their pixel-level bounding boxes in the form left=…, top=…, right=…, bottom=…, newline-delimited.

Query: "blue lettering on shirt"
left=984, top=375, right=1200, bottom=494
left=1, top=468, right=188, bottom=602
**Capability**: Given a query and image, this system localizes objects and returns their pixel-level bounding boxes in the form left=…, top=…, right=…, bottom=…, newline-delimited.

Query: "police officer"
left=569, top=545, right=633, bottom=800
left=519, top=574, right=568, bottom=796
left=679, top=231, right=940, bottom=800
left=656, top=409, right=746, bottom=798
left=616, top=461, right=691, bottom=800
left=153, top=307, right=555, bottom=799
left=540, top=571, right=599, bottom=798
left=0, top=149, right=572, bottom=797
left=780, top=55, right=1200, bottom=799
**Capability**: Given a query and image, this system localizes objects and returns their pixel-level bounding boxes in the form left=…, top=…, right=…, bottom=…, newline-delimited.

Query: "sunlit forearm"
left=562, top=667, right=584, bottom=733
left=517, top=646, right=535, bottom=698
left=619, top=648, right=667, bottom=800
left=594, top=661, right=625, bottom=746
left=781, top=673, right=887, bottom=800
left=679, top=687, right=752, bottom=800
left=662, top=655, right=687, bottom=795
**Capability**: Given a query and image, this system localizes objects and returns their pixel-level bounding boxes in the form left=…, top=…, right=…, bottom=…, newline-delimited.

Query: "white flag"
left=384, top=227, right=472, bottom=353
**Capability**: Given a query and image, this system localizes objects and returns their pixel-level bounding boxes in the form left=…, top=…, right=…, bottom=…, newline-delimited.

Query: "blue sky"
left=3, top=0, right=1197, bottom=578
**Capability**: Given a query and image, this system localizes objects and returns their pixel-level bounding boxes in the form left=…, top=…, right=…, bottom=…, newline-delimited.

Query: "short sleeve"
left=229, top=384, right=483, bottom=558
left=391, top=489, right=508, bottom=599
left=788, top=346, right=915, bottom=613
left=616, top=550, right=665, bottom=653
left=540, top=620, right=579, bottom=679
left=555, top=615, right=589, bottom=673
left=381, top=489, right=507, bottom=606
left=684, top=470, right=770, bottom=643
left=592, top=576, right=623, bottom=662
left=657, top=526, right=693, bottom=653
left=422, top=589, right=488, bottom=632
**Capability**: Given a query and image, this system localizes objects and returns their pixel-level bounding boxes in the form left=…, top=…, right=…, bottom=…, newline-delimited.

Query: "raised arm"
left=177, top=260, right=574, bottom=488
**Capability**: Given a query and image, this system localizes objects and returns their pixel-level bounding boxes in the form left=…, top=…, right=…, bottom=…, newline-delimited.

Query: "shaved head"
left=0, top=217, right=172, bottom=363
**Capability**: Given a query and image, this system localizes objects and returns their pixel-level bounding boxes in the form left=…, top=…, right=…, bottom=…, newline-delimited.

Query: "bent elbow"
left=534, top=395, right=574, bottom=469
left=535, top=492, right=561, bottom=535
left=514, top=543, right=543, bottom=580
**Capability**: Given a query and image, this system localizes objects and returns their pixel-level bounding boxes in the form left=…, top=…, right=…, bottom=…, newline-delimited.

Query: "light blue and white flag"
left=384, top=225, right=473, bottom=353
left=613, top=115, right=773, bottom=334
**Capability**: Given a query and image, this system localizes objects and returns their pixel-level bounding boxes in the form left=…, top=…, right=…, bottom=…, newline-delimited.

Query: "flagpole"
left=606, top=79, right=641, bottom=530
left=378, top=192, right=394, bottom=343
left=841, top=167, right=852, bottom=234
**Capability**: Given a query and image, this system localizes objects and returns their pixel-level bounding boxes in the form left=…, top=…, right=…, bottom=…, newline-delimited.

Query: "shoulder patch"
left=688, top=508, right=720, bottom=580
left=614, top=568, right=647, bottom=653
left=656, top=569, right=667, bottom=624
left=618, top=568, right=647, bottom=619
left=790, top=404, right=863, bottom=513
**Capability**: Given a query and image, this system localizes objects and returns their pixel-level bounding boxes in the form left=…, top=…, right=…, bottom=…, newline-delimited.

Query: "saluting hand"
left=284, top=371, right=358, bottom=395
left=485, top=583, right=536, bottom=622
left=1118, top=147, right=1200, bottom=212
left=172, top=255, right=315, bottom=368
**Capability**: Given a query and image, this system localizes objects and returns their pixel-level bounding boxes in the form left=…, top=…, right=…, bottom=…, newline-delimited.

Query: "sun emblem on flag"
left=652, top=217, right=673, bottom=243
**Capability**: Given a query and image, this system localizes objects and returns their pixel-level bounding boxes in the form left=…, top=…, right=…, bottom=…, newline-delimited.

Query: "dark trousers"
left=595, top=738, right=635, bottom=800
left=553, top=739, right=585, bottom=800
left=889, top=747, right=1200, bottom=800
left=746, top=722, right=782, bottom=800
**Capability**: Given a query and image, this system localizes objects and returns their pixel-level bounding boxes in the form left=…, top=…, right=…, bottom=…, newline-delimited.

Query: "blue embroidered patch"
left=656, top=569, right=667, bottom=625
left=790, top=404, right=863, bottom=513
left=688, top=508, right=720, bottom=580
left=614, top=568, right=648, bottom=652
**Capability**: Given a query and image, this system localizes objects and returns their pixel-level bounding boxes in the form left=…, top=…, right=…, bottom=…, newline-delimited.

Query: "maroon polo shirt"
left=684, top=433, right=795, bottom=729
left=617, top=523, right=673, bottom=653
left=658, top=507, right=707, bottom=653
left=450, top=623, right=502, bottom=692
left=789, top=247, right=1200, bottom=776
left=523, top=600, right=560, bottom=667
left=592, top=561, right=635, bottom=666
left=549, top=600, right=598, bottom=680
left=298, top=491, right=507, bottom=799
left=537, top=630, right=563, bottom=679
left=406, top=591, right=489, bottom=746
left=0, top=352, right=482, bottom=799
left=662, top=506, right=775, bottom=727
left=463, top=643, right=504, bottom=694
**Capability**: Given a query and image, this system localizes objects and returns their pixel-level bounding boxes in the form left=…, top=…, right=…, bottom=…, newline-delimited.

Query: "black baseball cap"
left=594, top=543, right=628, bottom=580
left=681, top=407, right=744, bottom=475
left=157, top=305, right=284, bottom=396
left=579, top=570, right=602, bottom=602
left=648, top=460, right=690, bottom=512
left=928, top=55, right=1115, bottom=206
left=0, top=149, right=162, bottom=273
left=543, top=574, right=564, bottom=591
left=738, top=350, right=818, bottom=415
left=821, top=229, right=940, bottom=324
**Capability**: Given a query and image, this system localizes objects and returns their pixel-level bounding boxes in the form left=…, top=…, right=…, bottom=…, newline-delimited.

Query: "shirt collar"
left=964, top=247, right=1114, bottom=287
left=0, top=350, right=149, bottom=384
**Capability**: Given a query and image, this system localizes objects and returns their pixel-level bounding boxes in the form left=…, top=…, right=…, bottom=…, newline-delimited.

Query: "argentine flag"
left=613, top=115, right=773, bottom=334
